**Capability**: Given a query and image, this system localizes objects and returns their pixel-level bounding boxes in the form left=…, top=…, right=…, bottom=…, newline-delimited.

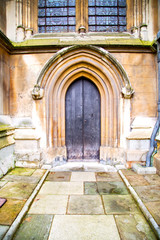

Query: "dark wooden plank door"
left=65, top=77, right=100, bottom=160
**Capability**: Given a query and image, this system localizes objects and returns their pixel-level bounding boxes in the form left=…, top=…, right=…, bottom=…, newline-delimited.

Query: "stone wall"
left=113, top=52, right=157, bottom=118
left=10, top=51, right=157, bottom=119
left=0, top=0, right=6, bottom=35
left=8, top=44, right=158, bottom=167
left=0, top=45, right=10, bottom=115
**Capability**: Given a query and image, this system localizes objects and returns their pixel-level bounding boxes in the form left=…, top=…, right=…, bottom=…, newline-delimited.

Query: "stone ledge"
left=132, top=163, right=156, bottom=174
left=15, top=160, right=43, bottom=168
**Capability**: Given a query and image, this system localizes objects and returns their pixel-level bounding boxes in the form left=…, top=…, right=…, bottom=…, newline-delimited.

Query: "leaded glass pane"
left=69, top=0, right=75, bottom=6
left=119, top=16, right=126, bottom=25
left=38, top=0, right=75, bottom=33
left=46, top=0, right=67, bottom=7
left=69, top=8, right=75, bottom=15
left=119, top=25, right=126, bottom=31
left=119, top=8, right=126, bottom=15
left=46, top=25, right=68, bottom=32
left=69, top=26, right=76, bottom=31
left=88, top=7, right=96, bottom=15
left=38, top=9, right=45, bottom=17
left=88, top=26, right=96, bottom=31
left=89, top=16, right=96, bottom=25
left=39, top=26, right=45, bottom=33
left=97, top=26, right=108, bottom=31
left=88, top=0, right=126, bottom=32
left=96, top=0, right=117, bottom=7
left=97, top=16, right=118, bottom=25
left=46, top=8, right=67, bottom=16
left=69, top=17, right=75, bottom=25
left=106, top=26, right=118, bottom=32
left=38, top=0, right=45, bottom=7
left=96, top=7, right=117, bottom=15
left=88, top=0, right=95, bottom=6
left=46, top=17, right=67, bottom=25
left=119, top=0, right=126, bottom=6
left=38, top=18, right=45, bottom=25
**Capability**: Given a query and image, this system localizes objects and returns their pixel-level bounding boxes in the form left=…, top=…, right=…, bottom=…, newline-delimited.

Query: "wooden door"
left=65, top=77, right=101, bottom=161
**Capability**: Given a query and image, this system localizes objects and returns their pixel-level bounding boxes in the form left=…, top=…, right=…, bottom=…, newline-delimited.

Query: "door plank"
left=83, top=79, right=101, bottom=159
left=65, top=78, right=100, bottom=161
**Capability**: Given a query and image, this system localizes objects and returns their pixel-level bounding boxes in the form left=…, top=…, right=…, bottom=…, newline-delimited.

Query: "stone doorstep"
left=132, top=163, right=156, bottom=174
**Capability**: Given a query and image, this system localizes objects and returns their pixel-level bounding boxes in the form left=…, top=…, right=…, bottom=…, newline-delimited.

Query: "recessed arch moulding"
left=32, top=45, right=134, bottom=165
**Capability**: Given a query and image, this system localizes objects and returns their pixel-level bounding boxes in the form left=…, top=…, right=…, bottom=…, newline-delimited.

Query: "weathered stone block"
left=0, top=145, right=15, bottom=177
left=100, top=147, right=126, bottom=165
left=14, top=139, right=40, bottom=153
left=153, top=154, right=160, bottom=176
left=127, top=139, right=150, bottom=150
left=132, top=163, right=156, bottom=174
left=126, top=150, right=147, bottom=162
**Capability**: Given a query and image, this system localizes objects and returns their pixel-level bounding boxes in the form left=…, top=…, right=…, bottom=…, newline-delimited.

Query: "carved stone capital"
left=32, top=85, right=44, bottom=100
left=121, top=86, right=134, bottom=99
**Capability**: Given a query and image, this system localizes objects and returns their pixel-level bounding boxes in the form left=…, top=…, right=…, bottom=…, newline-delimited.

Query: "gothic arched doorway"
left=65, top=77, right=101, bottom=161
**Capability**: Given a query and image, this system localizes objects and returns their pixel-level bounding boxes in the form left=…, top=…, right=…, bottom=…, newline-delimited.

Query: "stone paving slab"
left=121, top=169, right=137, bottom=176
left=134, top=185, right=160, bottom=202
left=0, top=182, right=36, bottom=200
left=0, top=181, right=7, bottom=189
left=145, top=201, right=160, bottom=225
left=68, top=195, right=104, bottom=215
left=70, top=172, right=96, bottom=182
left=0, top=199, right=25, bottom=225
left=84, top=181, right=129, bottom=195
left=2, top=175, right=40, bottom=184
left=9, top=168, right=35, bottom=176
left=13, top=214, right=53, bottom=240
left=124, top=175, right=149, bottom=186
left=103, top=195, right=139, bottom=214
left=0, top=225, right=9, bottom=240
left=48, top=215, right=120, bottom=240
left=46, top=172, right=71, bottom=182
left=95, top=172, right=122, bottom=182
left=29, top=195, right=68, bottom=214
left=39, top=182, right=83, bottom=195
left=31, top=169, right=46, bottom=178
left=143, top=174, right=160, bottom=185
left=115, top=214, right=157, bottom=240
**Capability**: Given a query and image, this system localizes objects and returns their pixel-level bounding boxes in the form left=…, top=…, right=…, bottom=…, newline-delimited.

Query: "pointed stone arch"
left=32, top=45, right=134, bottom=161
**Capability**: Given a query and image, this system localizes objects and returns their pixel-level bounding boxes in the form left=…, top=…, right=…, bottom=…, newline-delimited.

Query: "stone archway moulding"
left=31, top=45, right=134, bottom=161
left=32, top=45, right=134, bottom=100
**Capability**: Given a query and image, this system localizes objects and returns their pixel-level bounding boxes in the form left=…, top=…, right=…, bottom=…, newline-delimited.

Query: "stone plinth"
left=126, top=117, right=156, bottom=167
left=100, top=147, right=126, bottom=166
left=0, top=118, right=15, bottom=177
left=153, top=135, right=160, bottom=175
left=14, top=127, right=42, bottom=168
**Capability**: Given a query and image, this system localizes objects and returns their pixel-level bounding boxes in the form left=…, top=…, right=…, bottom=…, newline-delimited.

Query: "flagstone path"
left=0, top=167, right=159, bottom=239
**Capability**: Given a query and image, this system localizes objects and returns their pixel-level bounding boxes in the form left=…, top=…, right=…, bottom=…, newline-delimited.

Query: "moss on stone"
left=0, top=123, right=12, bottom=132
left=11, top=37, right=155, bottom=48
left=9, top=167, right=35, bottom=176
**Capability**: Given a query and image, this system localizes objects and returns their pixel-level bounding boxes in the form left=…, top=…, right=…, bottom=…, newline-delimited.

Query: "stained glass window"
left=38, top=0, right=126, bottom=33
left=88, top=0, right=126, bottom=32
left=38, top=0, right=76, bottom=33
